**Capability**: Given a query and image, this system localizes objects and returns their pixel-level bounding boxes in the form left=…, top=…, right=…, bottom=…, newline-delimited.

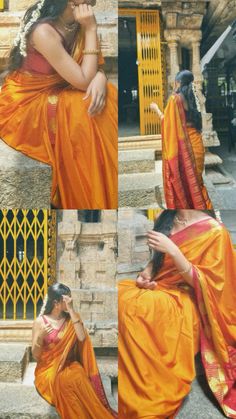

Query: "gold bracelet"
left=73, top=319, right=83, bottom=325
left=178, top=263, right=192, bottom=275
left=83, top=49, right=100, bottom=55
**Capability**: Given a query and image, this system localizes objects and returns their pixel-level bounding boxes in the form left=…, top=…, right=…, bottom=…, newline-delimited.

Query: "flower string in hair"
left=191, top=82, right=201, bottom=113
left=13, top=0, right=46, bottom=57
left=39, top=293, right=48, bottom=316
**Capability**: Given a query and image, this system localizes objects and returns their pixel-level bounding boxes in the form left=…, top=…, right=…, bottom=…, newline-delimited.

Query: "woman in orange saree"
left=32, top=283, right=117, bottom=419
left=0, top=0, right=117, bottom=209
left=118, top=210, right=236, bottom=419
left=150, top=70, right=212, bottom=210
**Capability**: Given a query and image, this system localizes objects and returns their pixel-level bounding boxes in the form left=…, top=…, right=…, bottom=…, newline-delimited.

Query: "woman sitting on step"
left=150, top=70, right=212, bottom=210
left=0, top=0, right=117, bottom=209
left=119, top=210, right=236, bottom=419
left=32, top=283, right=117, bottom=418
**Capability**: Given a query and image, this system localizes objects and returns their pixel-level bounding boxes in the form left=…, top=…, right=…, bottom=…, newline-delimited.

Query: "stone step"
left=205, top=151, right=223, bottom=167
left=119, top=172, right=163, bottom=208
left=0, top=343, right=29, bottom=383
left=0, top=358, right=117, bottom=418
left=0, top=139, right=51, bottom=208
left=119, top=149, right=156, bottom=174
left=118, top=134, right=162, bottom=151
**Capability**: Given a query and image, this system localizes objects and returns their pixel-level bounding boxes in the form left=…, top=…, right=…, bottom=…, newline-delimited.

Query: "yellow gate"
left=119, top=9, right=165, bottom=135
left=0, top=210, right=56, bottom=320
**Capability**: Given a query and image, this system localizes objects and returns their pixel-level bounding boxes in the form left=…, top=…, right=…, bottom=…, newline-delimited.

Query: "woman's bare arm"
left=32, top=318, right=53, bottom=361
left=31, top=22, right=98, bottom=91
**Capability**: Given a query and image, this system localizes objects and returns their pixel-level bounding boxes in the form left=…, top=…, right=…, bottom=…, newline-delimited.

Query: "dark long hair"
left=151, top=210, right=216, bottom=277
left=42, top=283, right=71, bottom=315
left=175, top=70, right=202, bottom=132
left=8, top=0, right=68, bottom=71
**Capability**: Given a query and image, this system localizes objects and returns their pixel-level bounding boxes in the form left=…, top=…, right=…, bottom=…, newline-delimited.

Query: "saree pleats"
left=118, top=282, right=200, bottom=419
left=118, top=218, right=236, bottom=418
left=0, top=37, right=118, bottom=209
left=162, top=94, right=213, bottom=209
left=35, top=320, right=116, bottom=419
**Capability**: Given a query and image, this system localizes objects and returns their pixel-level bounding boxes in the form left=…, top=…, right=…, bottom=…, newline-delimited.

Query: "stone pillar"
left=165, top=32, right=180, bottom=91
left=191, top=39, right=220, bottom=147
left=57, top=211, right=82, bottom=289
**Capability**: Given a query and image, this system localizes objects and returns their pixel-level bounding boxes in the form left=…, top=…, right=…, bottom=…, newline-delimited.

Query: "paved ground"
left=209, top=140, right=236, bottom=210
left=177, top=376, right=226, bottom=418
left=0, top=360, right=117, bottom=418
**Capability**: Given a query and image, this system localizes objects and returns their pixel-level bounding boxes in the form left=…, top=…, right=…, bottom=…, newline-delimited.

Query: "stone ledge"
left=0, top=139, right=51, bottom=208
left=0, top=343, right=29, bottom=383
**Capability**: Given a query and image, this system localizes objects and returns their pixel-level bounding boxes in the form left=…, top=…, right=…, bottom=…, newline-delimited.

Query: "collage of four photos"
left=0, top=0, right=236, bottom=418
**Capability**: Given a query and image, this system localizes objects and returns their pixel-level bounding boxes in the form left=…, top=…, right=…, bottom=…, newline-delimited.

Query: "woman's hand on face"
left=62, top=295, right=74, bottom=313
left=83, top=71, right=107, bottom=116
left=72, top=4, right=97, bottom=31
left=136, top=273, right=156, bottom=290
left=147, top=231, right=177, bottom=256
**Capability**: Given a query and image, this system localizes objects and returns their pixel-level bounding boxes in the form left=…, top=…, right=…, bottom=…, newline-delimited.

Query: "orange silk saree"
left=118, top=217, right=236, bottom=418
left=35, top=318, right=117, bottom=419
left=0, top=32, right=117, bottom=209
left=162, top=94, right=213, bottom=210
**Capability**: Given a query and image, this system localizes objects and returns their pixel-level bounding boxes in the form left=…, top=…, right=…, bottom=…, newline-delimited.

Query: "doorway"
left=119, top=9, right=165, bottom=137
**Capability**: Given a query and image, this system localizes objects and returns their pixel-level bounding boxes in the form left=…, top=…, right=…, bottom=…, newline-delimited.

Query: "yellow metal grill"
left=0, top=210, right=56, bottom=320
left=119, top=9, right=165, bottom=135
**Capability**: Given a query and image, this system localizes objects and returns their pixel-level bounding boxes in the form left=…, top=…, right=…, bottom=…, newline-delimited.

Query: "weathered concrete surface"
left=177, top=377, right=225, bottom=418
left=0, top=357, right=117, bottom=418
left=119, top=149, right=156, bottom=174
left=0, top=383, right=59, bottom=418
left=0, top=140, right=51, bottom=209
left=0, top=343, right=29, bottom=383
left=119, top=172, right=162, bottom=207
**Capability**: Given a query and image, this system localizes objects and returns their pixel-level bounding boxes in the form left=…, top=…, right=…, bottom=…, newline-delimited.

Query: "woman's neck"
left=177, top=210, right=206, bottom=222
left=48, top=310, right=64, bottom=320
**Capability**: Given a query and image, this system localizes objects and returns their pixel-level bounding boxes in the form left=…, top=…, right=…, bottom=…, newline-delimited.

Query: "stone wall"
left=57, top=210, right=118, bottom=348
left=117, top=209, right=152, bottom=279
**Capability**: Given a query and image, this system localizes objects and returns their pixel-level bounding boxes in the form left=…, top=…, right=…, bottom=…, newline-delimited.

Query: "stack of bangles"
left=73, top=318, right=83, bottom=326
left=83, top=49, right=100, bottom=55
left=178, top=262, right=192, bottom=275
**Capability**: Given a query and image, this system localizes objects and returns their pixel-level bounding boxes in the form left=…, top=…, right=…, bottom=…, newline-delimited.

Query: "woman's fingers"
left=89, top=93, right=105, bottom=115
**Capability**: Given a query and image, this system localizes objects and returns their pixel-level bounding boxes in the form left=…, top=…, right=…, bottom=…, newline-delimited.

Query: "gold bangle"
left=83, top=49, right=100, bottom=55
left=178, top=263, right=192, bottom=275
left=73, top=319, right=83, bottom=325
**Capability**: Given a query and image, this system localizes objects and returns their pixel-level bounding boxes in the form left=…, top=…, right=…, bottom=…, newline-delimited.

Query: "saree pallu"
left=35, top=319, right=117, bottom=419
left=0, top=33, right=118, bottom=209
left=118, top=217, right=236, bottom=419
left=162, top=94, right=213, bottom=210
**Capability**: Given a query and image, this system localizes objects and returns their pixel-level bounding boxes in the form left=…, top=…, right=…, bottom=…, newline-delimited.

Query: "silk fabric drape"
left=35, top=319, right=117, bottom=419
left=0, top=31, right=117, bottom=209
left=118, top=217, right=236, bottom=418
left=162, top=94, right=213, bottom=210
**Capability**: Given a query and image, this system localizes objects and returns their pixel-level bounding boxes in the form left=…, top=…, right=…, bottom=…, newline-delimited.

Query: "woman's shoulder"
left=31, top=22, right=63, bottom=44
left=33, top=315, right=44, bottom=328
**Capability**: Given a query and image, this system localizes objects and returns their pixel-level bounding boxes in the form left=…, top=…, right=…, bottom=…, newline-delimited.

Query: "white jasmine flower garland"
left=13, top=0, right=46, bottom=57
left=191, top=82, right=201, bottom=113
